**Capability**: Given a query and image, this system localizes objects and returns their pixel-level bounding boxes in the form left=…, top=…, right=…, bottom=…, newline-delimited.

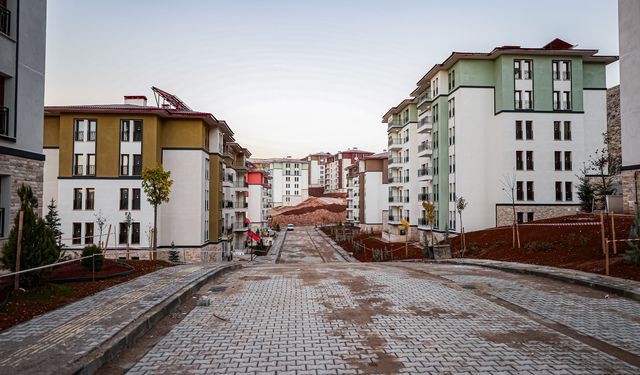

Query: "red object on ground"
left=248, top=230, right=260, bottom=242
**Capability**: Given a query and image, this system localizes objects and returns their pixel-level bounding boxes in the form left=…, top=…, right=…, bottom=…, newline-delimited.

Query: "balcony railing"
left=418, top=218, right=428, bottom=226
left=0, top=107, right=10, bottom=138
left=418, top=167, right=432, bottom=177
left=0, top=5, right=10, bottom=36
left=388, top=157, right=402, bottom=165
left=234, top=201, right=248, bottom=209
left=387, top=120, right=403, bottom=130
left=233, top=181, right=248, bottom=188
left=233, top=222, right=249, bottom=231
left=223, top=200, right=233, bottom=209
left=388, top=138, right=403, bottom=146
left=418, top=142, right=431, bottom=152
left=388, top=215, right=398, bottom=222
left=418, top=116, right=433, bottom=129
left=418, top=193, right=431, bottom=201
left=388, top=196, right=402, bottom=203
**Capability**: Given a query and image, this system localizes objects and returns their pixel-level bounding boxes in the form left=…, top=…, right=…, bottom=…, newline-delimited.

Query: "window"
left=74, top=121, right=85, bottom=141
left=88, top=120, right=97, bottom=141
left=524, top=91, right=533, bottom=109
left=526, top=151, right=534, bottom=170
left=526, top=181, right=534, bottom=201
left=133, top=120, right=143, bottom=142
left=555, top=151, right=562, bottom=170
left=74, top=154, right=84, bottom=176
left=120, top=121, right=130, bottom=142
left=450, top=69, right=455, bottom=89
left=555, top=181, right=563, bottom=201
left=552, top=61, right=560, bottom=80
left=132, top=154, right=142, bottom=176
left=120, top=154, right=129, bottom=176
left=517, top=212, right=524, bottom=224
left=85, top=223, right=94, bottom=244
left=525, top=121, right=533, bottom=140
left=553, top=91, right=561, bottom=110
left=527, top=212, right=534, bottom=222
left=554, top=121, right=561, bottom=140
left=119, top=223, right=129, bottom=244
left=516, top=151, right=523, bottom=170
left=515, top=91, right=522, bottom=109
left=73, top=188, right=83, bottom=210
left=562, top=61, right=571, bottom=80
left=564, top=121, right=572, bottom=140
left=87, top=154, right=96, bottom=176
left=448, top=98, right=455, bottom=118
left=514, top=60, right=522, bottom=80
left=120, top=188, right=129, bottom=210
left=516, top=181, right=524, bottom=201
left=85, top=188, right=95, bottom=210
left=515, top=121, right=523, bottom=140
left=523, top=60, right=532, bottom=79
left=564, top=151, right=572, bottom=170
left=131, top=223, right=140, bottom=244
left=132, top=188, right=141, bottom=210
left=562, top=91, right=571, bottom=110
left=73, top=223, right=82, bottom=245
left=565, top=182, right=573, bottom=201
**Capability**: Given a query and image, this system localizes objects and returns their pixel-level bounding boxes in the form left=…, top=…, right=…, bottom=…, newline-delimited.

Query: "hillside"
left=270, top=195, right=347, bottom=226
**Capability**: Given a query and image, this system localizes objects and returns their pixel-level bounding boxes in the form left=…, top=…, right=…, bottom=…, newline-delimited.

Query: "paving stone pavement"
left=278, top=227, right=346, bottom=264
left=127, top=261, right=640, bottom=374
left=0, top=263, right=231, bottom=375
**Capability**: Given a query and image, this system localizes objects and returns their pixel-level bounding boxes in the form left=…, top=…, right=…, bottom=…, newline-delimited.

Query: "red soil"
left=320, top=227, right=425, bottom=262
left=49, top=259, right=133, bottom=281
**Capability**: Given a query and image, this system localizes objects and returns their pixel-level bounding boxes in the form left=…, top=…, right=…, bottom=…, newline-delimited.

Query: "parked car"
left=287, top=224, right=295, bottom=231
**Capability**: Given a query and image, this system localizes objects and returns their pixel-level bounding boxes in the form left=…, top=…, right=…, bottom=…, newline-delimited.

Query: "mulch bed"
left=0, top=259, right=173, bottom=332
left=451, top=214, right=640, bottom=281
left=320, top=227, right=426, bottom=262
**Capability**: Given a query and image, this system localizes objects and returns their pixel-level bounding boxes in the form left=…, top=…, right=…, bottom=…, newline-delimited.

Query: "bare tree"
left=456, top=197, right=468, bottom=257
left=94, top=210, right=107, bottom=249
left=501, top=172, right=521, bottom=249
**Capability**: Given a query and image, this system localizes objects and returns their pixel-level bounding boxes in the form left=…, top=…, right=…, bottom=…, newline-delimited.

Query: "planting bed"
left=0, top=259, right=173, bottom=331
left=320, top=227, right=426, bottom=262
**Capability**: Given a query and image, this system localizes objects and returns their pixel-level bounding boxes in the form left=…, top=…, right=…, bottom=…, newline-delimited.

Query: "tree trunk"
left=153, top=205, right=158, bottom=260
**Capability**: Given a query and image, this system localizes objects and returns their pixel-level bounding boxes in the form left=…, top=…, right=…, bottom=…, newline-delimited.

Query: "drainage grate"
left=209, top=286, right=228, bottom=293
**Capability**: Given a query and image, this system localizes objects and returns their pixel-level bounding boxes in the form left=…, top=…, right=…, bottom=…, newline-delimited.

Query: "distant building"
left=346, top=152, right=388, bottom=231
left=248, top=157, right=309, bottom=207
left=304, top=152, right=331, bottom=193
left=324, top=148, right=374, bottom=193
left=221, top=142, right=251, bottom=251
left=246, top=165, right=271, bottom=229
left=0, top=0, right=47, bottom=240
left=619, top=0, right=640, bottom=213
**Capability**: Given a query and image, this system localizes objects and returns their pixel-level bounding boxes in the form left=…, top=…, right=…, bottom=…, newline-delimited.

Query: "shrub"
left=578, top=235, right=590, bottom=247
left=1, top=185, right=60, bottom=288
left=275, top=223, right=281, bottom=232
left=624, top=211, right=640, bottom=266
left=81, top=244, right=104, bottom=272
left=524, top=241, right=553, bottom=252
left=168, top=241, right=180, bottom=263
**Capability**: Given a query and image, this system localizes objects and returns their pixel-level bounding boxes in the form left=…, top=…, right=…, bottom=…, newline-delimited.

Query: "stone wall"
left=496, top=205, right=580, bottom=226
left=607, top=85, right=622, bottom=172
left=64, top=242, right=227, bottom=263
left=621, top=170, right=639, bottom=214
left=0, top=154, right=44, bottom=219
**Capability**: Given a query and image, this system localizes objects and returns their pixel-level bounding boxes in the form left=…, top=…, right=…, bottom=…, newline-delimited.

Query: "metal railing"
left=388, top=157, right=402, bottom=165
left=418, top=193, right=431, bottom=201
left=0, top=5, right=10, bottom=36
left=419, top=116, right=433, bottom=128
left=234, top=201, right=248, bottom=208
left=418, top=142, right=431, bottom=152
left=0, top=107, right=11, bottom=138
left=388, top=196, right=402, bottom=203
left=388, top=138, right=402, bottom=146
left=418, top=167, right=432, bottom=177
left=223, top=200, right=233, bottom=208
left=233, top=181, right=248, bottom=188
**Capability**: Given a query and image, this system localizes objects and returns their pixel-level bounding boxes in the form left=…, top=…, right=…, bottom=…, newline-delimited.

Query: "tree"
left=81, top=244, right=104, bottom=272
left=422, top=200, right=436, bottom=258
left=576, top=166, right=595, bottom=213
left=45, top=199, right=63, bottom=246
left=589, top=146, right=617, bottom=210
left=142, top=165, right=173, bottom=260
left=168, top=241, right=180, bottom=263
left=94, top=210, right=107, bottom=249
left=501, top=173, right=521, bottom=249
left=456, top=197, right=468, bottom=256
left=625, top=210, right=640, bottom=266
left=1, top=184, right=59, bottom=288
left=123, top=212, right=132, bottom=259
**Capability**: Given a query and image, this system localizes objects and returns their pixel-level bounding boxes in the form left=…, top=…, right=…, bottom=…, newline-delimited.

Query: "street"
left=123, top=228, right=640, bottom=374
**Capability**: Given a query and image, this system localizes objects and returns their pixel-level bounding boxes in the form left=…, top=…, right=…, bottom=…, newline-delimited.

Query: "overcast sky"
left=45, top=0, right=620, bottom=158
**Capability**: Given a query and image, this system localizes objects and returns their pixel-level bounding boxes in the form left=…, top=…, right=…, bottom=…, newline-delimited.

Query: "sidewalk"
left=438, top=258, right=640, bottom=302
left=0, top=263, right=237, bottom=375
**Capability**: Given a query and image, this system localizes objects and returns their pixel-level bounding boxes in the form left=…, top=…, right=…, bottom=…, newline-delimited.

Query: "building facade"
left=324, top=149, right=374, bottom=193
left=346, top=152, right=389, bottom=231
left=619, top=0, right=640, bottom=213
left=304, top=152, right=331, bottom=194
left=384, top=39, right=615, bottom=236
left=246, top=165, right=271, bottom=230
left=221, top=142, right=250, bottom=251
left=248, top=158, right=309, bottom=207
left=43, top=89, right=242, bottom=260
left=1, top=0, right=47, bottom=241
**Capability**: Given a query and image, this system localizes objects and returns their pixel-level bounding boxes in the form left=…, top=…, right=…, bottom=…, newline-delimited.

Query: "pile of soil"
left=322, top=192, right=347, bottom=199
left=271, top=196, right=347, bottom=226
left=0, top=259, right=173, bottom=331
left=49, top=259, right=134, bottom=282
left=320, top=227, right=425, bottom=262
left=451, top=214, right=640, bottom=281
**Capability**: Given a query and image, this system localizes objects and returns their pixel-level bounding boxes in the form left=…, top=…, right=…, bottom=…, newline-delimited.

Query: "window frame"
left=120, top=188, right=129, bottom=210
left=72, top=223, right=82, bottom=245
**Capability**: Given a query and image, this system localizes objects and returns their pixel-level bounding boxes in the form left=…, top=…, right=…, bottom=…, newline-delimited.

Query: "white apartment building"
left=248, top=158, right=309, bottom=207
left=324, top=148, right=374, bottom=193
left=384, top=39, right=616, bottom=237
left=221, top=142, right=250, bottom=251
left=246, top=165, right=271, bottom=230
left=346, top=152, right=389, bottom=231
left=304, top=152, right=331, bottom=193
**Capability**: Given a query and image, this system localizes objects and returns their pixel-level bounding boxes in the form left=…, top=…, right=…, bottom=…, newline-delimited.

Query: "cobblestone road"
left=278, top=227, right=346, bottom=264
left=0, top=264, right=230, bottom=375
left=127, top=256, right=640, bottom=374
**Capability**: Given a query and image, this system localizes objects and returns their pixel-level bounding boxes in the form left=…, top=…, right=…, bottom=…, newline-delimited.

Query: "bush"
left=168, top=241, right=180, bottom=263
left=275, top=223, right=281, bottom=232
left=468, top=243, right=481, bottom=253
left=524, top=241, right=553, bottom=252
left=81, top=244, right=104, bottom=272
left=624, top=211, right=640, bottom=266
left=1, top=185, right=60, bottom=288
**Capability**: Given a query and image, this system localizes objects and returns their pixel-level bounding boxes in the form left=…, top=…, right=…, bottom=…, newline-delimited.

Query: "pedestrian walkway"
left=0, top=263, right=234, bottom=375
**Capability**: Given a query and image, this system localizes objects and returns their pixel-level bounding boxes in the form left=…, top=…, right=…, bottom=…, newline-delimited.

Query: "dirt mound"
left=451, top=213, right=640, bottom=281
left=270, top=196, right=347, bottom=226
left=322, top=192, right=347, bottom=199
left=320, top=227, right=425, bottom=262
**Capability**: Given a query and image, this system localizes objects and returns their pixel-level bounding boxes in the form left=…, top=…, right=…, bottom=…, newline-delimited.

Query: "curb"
left=430, top=259, right=640, bottom=302
left=272, top=231, right=287, bottom=264
left=73, top=263, right=240, bottom=375
left=315, top=228, right=358, bottom=263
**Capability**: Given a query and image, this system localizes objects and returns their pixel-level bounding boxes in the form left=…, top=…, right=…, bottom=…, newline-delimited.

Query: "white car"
left=287, top=224, right=295, bottom=231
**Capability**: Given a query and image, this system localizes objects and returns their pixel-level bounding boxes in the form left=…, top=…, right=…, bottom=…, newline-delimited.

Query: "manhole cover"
left=462, top=285, right=476, bottom=290
left=209, top=286, right=228, bottom=292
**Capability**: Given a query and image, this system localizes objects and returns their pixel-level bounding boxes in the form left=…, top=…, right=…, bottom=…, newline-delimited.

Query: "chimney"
left=124, top=96, right=148, bottom=106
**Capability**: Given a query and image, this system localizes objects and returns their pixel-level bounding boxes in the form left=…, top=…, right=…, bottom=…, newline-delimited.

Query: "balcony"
left=388, top=176, right=403, bottom=185
left=388, top=137, right=403, bottom=150
left=234, top=201, right=248, bottom=209
left=417, top=142, right=432, bottom=154
left=387, top=120, right=404, bottom=131
left=233, top=222, right=249, bottom=232
left=223, top=200, right=233, bottom=209
left=418, top=116, right=433, bottom=132
left=417, top=91, right=432, bottom=107
left=388, top=196, right=403, bottom=203
left=0, top=107, right=11, bottom=139
left=388, top=157, right=402, bottom=166
left=388, top=215, right=400, bottom=223
left=233, top=181, right=248, bottom=189
left=0, top=5, right=10, bottom=36
left=418, top=193, right=431, bottom=201
left=418, top=167, right=432, bottom=179
left=418, top=218, right=429, bottom=228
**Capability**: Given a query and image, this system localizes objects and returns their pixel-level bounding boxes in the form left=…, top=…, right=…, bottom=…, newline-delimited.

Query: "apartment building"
left=324, top=148, right=374, bottom=193
left=346, top=152, right=389, bottom=230
left=1, top=0, right=47, bottom=240
left=221, top=142, right=251, bottom=251
left=382, top=99, right=431, bottom=241
left=246, top=165, right=271, bottom=230
left=619, top=0, right=640, bottom=213
left=248, top=157, right=309, bottom=207
left=43, top=87, right=239, bottom=259
left=386, top=39, right=615, bottom=235
left=304, top=152, right=331, bottom=194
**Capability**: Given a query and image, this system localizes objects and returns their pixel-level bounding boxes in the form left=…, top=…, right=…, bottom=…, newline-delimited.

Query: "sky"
left=44, top=0, right=620, bottom=158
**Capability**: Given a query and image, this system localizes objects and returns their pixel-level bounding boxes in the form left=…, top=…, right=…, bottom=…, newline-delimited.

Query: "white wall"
left=620, top=0, right=640, bottom=167
left=42, top=149, right=59, bottom=215
left=364, top=171, right=384, bottom=224
left=247, top=183, right=263, bottom=224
